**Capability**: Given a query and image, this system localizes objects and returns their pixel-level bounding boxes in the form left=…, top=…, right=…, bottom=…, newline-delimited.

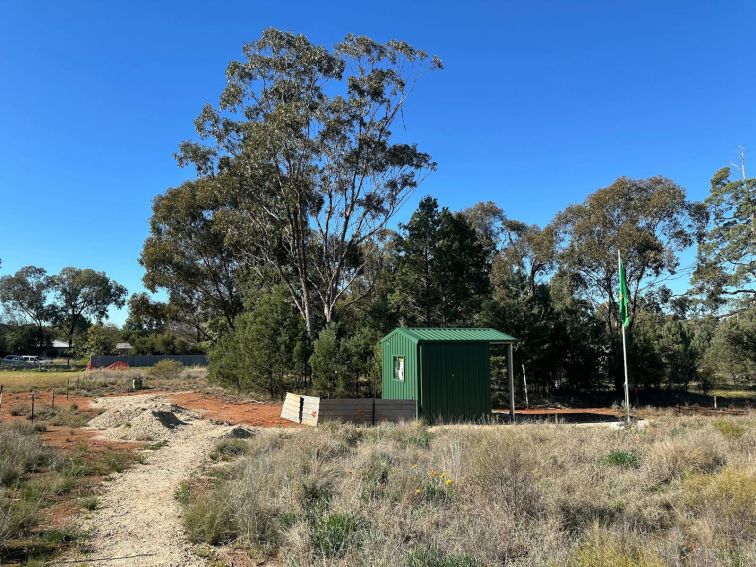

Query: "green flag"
left=618, top=254, right=630, bottom=328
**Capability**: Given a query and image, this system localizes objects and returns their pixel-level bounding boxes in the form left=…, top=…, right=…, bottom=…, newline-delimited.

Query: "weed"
left=174, top=481, right=191, bottom=505
left=713, top=419, right=746, bottom=440
left=180, top=414, right=755, bottom=565
left=311, top=512, right=364, bottom=557
left=81, top=496, right=98, bottom=511
left=406, top=547, right=484, bottom=567
left=603, top=450, right=641, bottom=469
left=10, top=404, right=27, bottom=416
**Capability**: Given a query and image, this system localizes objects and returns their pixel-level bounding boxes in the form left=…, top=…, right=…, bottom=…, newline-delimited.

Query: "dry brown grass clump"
left=183, top=415, right=755, bottom=566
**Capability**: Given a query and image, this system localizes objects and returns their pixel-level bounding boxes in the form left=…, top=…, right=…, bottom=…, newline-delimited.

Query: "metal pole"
left=621, top=322, right=630, bottom=424
left=51, top=387, right=55, bottom=409
left=522, top=363, right=529, bottom=408
left=31, top=391, right=35, bottom=423
left=0, top=385, right=4, bottom=421
left=508, top=343, right=515, bottom=423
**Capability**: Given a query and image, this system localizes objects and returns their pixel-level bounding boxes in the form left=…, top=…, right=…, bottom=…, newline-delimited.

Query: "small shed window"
left=393, top=356, right=405, bottom=381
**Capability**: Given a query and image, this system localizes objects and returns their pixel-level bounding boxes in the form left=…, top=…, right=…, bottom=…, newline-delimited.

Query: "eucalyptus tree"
left=51, top=267, right=127, bottom=355
left=0, top=266, right=55, bottom=345
left=141, top=177, right=244, bottom=340
left=176, top=29, right=441, bottom=334
left=552, top=176, right=705, bottom=332
left=461, top=201, right=507, bottom=261
left=693, top=165, right=755, bottom=309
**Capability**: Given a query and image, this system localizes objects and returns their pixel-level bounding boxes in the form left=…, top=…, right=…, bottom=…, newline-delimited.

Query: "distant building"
left=115, top=342, right=133, bottom=355
left=51, top=340, right=70, bottom=350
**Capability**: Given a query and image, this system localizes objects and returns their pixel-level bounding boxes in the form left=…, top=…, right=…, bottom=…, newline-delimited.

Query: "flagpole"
left=618, top=250, right=630, bottom=425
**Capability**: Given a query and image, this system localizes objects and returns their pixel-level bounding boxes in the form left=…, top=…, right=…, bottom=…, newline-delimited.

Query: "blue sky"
left=1, top=1, right=754, bottom=325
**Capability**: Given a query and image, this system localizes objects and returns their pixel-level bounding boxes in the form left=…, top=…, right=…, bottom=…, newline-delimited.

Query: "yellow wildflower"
left=445, top=479, right=453, bottom=486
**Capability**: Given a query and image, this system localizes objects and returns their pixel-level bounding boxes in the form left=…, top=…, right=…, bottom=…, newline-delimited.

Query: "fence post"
left=67, top=377, right=70, bottom=400
left=0, top=384, right=4, bottom=421
left=51, top=387, right=55, bottom=409
left=31, top=391, right=35, bottom=423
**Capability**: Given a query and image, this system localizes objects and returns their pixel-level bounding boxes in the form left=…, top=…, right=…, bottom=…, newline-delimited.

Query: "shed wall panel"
left=381, top=332, right=420, bottom=417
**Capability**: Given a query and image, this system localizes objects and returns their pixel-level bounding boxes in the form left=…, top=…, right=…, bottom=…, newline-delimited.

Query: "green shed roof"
left=382, top=327, right=517, bottom=343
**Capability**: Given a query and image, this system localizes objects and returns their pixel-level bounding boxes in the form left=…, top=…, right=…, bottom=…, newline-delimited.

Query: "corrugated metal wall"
left=381, top=331, right=420, bottom=417
left=90, top=354, right=208, bottom=367
left=420, top=342, right=491, bottom=422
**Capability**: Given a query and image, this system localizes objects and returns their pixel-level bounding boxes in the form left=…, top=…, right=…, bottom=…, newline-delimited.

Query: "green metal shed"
left=381, top=328, right=517, bottom=422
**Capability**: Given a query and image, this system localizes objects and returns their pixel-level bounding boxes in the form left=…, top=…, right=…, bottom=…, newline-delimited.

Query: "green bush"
left=148, top=359, right=184, bottom=380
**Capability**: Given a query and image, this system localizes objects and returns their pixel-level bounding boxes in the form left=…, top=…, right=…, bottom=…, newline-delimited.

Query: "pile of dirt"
left=88, top=398, right=196, bottom=441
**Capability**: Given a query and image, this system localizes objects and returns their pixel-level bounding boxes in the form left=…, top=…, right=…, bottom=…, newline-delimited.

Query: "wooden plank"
left=281, top=392, right=303, bottom=424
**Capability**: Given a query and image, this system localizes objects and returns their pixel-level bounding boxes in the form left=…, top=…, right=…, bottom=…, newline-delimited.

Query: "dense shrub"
left=148, top=359, right=184, bottom=380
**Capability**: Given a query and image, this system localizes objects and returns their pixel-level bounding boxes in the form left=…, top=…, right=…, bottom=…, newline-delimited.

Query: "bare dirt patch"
left=168, top=391, right=301, bottom=428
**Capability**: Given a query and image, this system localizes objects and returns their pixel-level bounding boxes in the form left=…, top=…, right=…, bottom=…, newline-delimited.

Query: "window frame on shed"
left=392, top=355, right=405, bottom=381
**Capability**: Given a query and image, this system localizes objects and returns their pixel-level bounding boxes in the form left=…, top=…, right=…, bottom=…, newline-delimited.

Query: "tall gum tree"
left=175, top=29, right=441, bottom=335
left=693, top=165, right=755, bottom=310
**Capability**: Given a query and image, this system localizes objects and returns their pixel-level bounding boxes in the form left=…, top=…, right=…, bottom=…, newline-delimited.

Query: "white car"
left=21, top=355, right=53, bottom=367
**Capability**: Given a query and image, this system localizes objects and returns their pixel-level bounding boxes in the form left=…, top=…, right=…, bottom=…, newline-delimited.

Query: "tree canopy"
left=172, top=29, right=441, bottom=334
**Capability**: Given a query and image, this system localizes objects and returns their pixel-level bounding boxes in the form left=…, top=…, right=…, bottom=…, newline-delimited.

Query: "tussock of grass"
left=209, top=438, right=248, bottom=461
left=81, top=496, right=98, bottom=511
left=180, top=416, right=756, bottom=565
left=0, top=423, right=54, bottom=487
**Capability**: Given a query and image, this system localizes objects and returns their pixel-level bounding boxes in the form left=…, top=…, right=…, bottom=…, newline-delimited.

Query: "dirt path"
left=75, top=393, right=236, bottom=566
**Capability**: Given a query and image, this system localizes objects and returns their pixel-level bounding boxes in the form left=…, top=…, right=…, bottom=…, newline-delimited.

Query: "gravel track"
left=75, top=393, right=234, bottom=566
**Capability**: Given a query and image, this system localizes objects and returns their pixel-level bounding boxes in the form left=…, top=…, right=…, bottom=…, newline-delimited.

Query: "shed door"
left=421, top=342, right=490, bottom=422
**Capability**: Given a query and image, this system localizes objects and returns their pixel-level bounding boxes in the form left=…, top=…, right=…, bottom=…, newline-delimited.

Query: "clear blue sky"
left=1, top=1, right=754, bottom=324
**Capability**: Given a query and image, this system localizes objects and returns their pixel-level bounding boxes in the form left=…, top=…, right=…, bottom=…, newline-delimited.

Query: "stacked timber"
left=280, top=393, right=415, bottom=426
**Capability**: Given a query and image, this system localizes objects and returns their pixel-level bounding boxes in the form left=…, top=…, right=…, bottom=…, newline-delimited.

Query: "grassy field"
left=0, top=370, right=81, bottom=393
left=0, top=366, right=210, bottom=395
left=183, top=415, right=755, bottom=566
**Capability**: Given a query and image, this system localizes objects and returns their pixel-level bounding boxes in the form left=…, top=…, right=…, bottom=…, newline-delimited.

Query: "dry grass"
left=0, top=371, right=78, bottom=393
left=0, top=422, right=143, bottom=564
left=183, top=415, right=755, bottom=566
left=0, top=368, right=214, bottom=399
